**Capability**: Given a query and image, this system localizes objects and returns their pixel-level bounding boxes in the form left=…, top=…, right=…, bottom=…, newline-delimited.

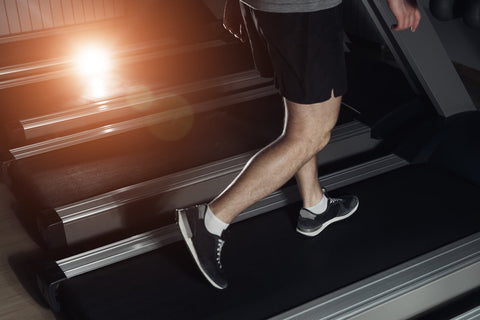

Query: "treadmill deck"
left=56, top=164, right=480, bottom=320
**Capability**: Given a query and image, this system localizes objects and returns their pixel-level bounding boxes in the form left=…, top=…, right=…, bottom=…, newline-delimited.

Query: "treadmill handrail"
left=360, top=0, right=476, bottom=116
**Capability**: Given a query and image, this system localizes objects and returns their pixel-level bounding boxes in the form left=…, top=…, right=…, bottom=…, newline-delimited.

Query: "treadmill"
left=2, top=0, right=378, bottom=251
left=2, top=0, right=479, bottom=319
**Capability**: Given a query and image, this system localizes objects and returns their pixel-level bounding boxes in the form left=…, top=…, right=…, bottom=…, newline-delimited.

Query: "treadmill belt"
left=57, top=164, right=480, bottom=320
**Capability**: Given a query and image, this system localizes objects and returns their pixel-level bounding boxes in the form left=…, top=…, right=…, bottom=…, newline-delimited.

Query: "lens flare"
left=126, top=85, right=154, bottom=112
left=147, top=95, right=195, bottom=141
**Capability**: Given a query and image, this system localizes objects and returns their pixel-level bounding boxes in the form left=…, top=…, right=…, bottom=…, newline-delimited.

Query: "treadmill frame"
left=271, top=232, right=480, bottom=320
left=37, top=153, right=408, bottom=312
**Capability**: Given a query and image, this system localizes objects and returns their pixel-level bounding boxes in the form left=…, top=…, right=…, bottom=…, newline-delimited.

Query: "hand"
left=387, top=0, right=421, bottom=32
left=223, top=0, right=248, bottom=42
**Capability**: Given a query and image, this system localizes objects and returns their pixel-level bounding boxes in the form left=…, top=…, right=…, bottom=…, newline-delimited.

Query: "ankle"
left=204, top=205, right=229, bottom=237
left=305, top=193, right=328, bottom=214
left=302, top=188, right=324, bottom=208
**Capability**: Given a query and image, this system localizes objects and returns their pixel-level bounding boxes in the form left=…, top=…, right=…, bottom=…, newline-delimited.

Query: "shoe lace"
left=329, top=197, right=342, bottom=204
left=216, top=239, right=225, bottom=269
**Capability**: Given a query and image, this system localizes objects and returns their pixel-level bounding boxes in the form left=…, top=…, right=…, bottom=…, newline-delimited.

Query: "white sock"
left=204, top=206, right=229, bottom=237
left=305, top=194, right=328, bottom=215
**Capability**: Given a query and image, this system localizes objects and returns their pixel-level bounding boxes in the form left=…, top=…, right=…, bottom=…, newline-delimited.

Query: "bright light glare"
left=75, top=47, right=111, bottom=76
left=86, top=76, right=108, bottom=100
left=102, top=125, right=114, bottom=134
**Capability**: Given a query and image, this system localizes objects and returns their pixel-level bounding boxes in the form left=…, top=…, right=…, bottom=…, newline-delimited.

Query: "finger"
left=412, top=9, right=421, bottom=32
left=394, top=14, right=405, bottom=30
left=407, top=14, right=413, bottom=30
left=391, top=14, right=402, bottom=30
left=400, top=13, right=413, bottom=30
left=403, top=14, right=410, bottom=30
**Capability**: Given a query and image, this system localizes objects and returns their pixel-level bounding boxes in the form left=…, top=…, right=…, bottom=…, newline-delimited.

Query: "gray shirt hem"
left=240, top=0, right=342, bottom=13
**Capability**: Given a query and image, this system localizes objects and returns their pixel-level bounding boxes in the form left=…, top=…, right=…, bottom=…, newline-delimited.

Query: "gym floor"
left=0, top=183, right=55, bottom=320
left=0, top=68, right=478, bottom=320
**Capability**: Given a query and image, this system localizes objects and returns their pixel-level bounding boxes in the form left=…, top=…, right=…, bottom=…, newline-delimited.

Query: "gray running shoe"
left=176, top=204, right=228, bottom=289
left=297, top=192, right=359, bottom=237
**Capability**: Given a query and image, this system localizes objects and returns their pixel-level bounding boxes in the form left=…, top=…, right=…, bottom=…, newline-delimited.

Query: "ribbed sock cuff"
left=204, top=206, right=229, bottom=236
left=305, top=194, right=328, bottom=214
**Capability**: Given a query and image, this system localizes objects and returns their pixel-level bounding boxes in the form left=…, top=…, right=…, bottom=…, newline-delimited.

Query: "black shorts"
left=240, top=3, right=347, bottom=104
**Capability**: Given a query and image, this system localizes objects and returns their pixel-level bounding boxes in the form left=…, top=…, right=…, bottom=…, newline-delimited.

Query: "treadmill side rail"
left=57, top=224, right=181, bottom=278
left=18, top=70, right=269, bottom=141
left=270, top=232, right=480, bottom=320
left=451, top=305, right=480, bottom=320
left=9, top=85, right=279, bottom=160
left=36, top=260, right=68, bottom=313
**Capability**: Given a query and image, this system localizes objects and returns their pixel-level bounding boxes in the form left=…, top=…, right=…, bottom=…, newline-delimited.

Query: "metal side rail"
left=452, top=305, right=480, bottom=320
left=37, top=120, right=383, bottom=247
left=17, top=70, right=270, bottom=141
left=0, top=39, right=174, bottom=81
left=270, top=232, right=480, bottom=320
left=0, top=39, right=227, bottom=90
left=9, top=85, right=279, bottom=160
left=36, top=153, right=408, bottom=312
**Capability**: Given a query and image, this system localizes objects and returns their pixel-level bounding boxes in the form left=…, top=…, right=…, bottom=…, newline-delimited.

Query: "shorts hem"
left=280, top=86, right=348, bottom=105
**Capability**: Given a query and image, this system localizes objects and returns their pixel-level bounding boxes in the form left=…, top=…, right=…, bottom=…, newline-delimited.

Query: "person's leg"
left=209, top=92, right=341, bottom=224
left=295, top=155, right=324, bottom=208
left=176, top=93, right=342, bottom=290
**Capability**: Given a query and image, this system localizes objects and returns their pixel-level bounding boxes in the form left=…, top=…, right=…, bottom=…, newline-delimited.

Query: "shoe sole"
left=177, top=209, right=225, bottom=290
left=296, top=201, right=359, bottom=237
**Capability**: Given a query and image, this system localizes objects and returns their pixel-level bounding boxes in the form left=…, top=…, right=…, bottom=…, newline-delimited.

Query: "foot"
left=176, top=204, right=228, bottom=289
left=297, top=192, right=359, bottom=237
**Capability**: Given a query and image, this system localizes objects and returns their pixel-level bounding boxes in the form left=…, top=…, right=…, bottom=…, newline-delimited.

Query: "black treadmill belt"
left=57, top=164, right=480, bottom=320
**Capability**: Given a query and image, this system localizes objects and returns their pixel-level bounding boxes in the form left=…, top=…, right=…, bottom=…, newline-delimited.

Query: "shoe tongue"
left=198, top=205, right=206, bottom=219
left=300, top=208, right=316, bottom=220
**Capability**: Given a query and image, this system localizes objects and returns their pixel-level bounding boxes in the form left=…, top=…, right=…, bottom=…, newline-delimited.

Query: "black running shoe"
left=176, top=204, right=228, bottom=289
left=297, top=192, right=359, bottom=237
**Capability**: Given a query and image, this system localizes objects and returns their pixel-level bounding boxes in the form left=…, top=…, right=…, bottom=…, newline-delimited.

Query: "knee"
left=308, top=130, right=331, bottom=154
left=283, top=128, right=332, bottom=159
left=315, top=130, right=331, bottom=153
